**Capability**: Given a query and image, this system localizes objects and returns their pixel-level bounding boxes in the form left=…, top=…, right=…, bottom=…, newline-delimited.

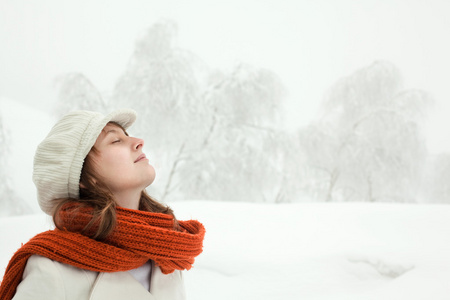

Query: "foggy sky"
left=1, top=0, right=449, bottom=151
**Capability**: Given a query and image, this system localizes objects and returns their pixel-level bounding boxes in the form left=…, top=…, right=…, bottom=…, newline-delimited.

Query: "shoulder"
left=24, top=254, right=55, bottom=269
left=24, top=255, right=97, bottom=282
left=23, top=255, right=67, bottom=287
left=13, top=255, right=97, bottom=300
left=13, top=255, right=64, bottom=299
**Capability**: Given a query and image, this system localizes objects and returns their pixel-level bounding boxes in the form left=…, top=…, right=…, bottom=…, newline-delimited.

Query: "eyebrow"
left=103, top=127, right=129, bottom=138
left=105, top=129, right=120, bottom=135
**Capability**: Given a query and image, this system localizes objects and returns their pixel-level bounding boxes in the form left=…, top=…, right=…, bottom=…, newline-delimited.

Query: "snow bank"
left=178, top=202, right=450, bottom=299
left=172, top=201, right=450, bottom=299
left=3, top=201, right=447, bottom=299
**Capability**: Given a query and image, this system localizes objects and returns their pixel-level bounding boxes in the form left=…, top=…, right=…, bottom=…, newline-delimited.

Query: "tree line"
left=1, top=20, right=446, bottom=214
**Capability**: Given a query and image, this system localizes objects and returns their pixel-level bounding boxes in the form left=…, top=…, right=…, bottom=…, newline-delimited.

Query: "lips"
left=134, top=153, right=147, bottom=163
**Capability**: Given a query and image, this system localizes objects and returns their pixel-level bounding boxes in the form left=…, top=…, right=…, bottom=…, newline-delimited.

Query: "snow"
left=1, top=201, right=450, bottom=299
left=1, top=4, right=450, bottom=297
left=173, top=201, right=450, bottom=299
left=1, top=100, right=450, bottom=298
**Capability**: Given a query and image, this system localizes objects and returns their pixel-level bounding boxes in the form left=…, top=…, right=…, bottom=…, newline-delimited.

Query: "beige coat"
left=12, top=255, right=186, bottom=300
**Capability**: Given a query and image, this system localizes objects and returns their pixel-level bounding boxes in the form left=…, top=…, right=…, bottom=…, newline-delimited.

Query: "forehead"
left=95, top=122, right=127, bottom=142
left=103, top=122, right=124, bottom=132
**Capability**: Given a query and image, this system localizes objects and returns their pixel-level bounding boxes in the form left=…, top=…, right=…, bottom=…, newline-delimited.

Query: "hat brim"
left=105, top=109, right=137, bottom=131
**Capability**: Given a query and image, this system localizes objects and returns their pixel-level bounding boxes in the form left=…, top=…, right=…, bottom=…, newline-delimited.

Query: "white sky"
left=1, top=0, right=450, bottom=151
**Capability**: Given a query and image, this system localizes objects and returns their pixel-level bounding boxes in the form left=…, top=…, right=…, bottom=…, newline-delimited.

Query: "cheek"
left=96, top=150, right=131, bottom=174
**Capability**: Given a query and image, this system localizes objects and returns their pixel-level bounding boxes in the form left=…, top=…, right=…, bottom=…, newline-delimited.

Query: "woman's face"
left=89, top=122, right=156, bottom=197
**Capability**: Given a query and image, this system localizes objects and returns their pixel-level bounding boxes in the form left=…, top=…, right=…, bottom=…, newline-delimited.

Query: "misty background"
left=1, top=0, right=450, bottom=216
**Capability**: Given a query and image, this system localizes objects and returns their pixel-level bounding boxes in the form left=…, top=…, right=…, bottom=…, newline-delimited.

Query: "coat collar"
left=89, top=271, right=155, bottom=300
left=88, top=262, right=185, bottom=300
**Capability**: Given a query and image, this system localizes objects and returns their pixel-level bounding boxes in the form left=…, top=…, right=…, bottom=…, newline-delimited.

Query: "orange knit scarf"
left=0, top=204, right=205, bottom=300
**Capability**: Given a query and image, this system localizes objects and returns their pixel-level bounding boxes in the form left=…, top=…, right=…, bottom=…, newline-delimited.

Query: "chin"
left=147, top=166, right=156, bottom=185
left=146, top=177, right=156, bottom=186
left=145, top=172, right=156, bottom=187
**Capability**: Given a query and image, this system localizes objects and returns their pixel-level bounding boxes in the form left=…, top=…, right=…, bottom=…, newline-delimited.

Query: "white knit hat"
left=33, top=109, right=137, bottom=215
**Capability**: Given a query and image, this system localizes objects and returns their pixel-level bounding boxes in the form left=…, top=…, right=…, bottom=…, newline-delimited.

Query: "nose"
left=133, top=137, right=144, bottom=150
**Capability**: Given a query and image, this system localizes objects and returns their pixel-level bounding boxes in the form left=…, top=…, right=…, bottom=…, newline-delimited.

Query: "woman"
left=0, top=109, right=205, bottom=300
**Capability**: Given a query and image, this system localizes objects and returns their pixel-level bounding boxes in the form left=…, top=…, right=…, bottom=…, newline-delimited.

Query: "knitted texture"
left=0, top=205, right=205, bottom=300
left=33, top=109, right=136, bottom=215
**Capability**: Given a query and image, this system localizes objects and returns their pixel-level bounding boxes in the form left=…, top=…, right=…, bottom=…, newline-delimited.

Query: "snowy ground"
left=2, top=200, right=450, bottom=299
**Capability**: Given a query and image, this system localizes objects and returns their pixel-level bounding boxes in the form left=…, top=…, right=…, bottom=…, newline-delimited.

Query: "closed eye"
left=112, top=140, right=121, bottom=144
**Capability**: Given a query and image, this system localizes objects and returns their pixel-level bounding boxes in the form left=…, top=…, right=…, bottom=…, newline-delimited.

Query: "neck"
left=112, top=189, right=142, bottom=210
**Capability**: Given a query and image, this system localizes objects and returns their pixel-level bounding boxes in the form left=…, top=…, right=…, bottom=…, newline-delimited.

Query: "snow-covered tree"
left=320, top=61, right=402, bottom=130
left=344, top=109, right=427, bottom=202
left=299, top=61, right=432, bottom=202
left=271, top=130, right=309, bottom=203
left=293, top=122, right=345, bottom=202
left=54, top=72, right=106, bottom=118
left=52, top=20, right=288, bottom=203
left=175, top=64, right=286, bottom=202
left=111, top=20, right=207, bottom=199
left=204, top=64, right=284, bottom=127
left=419, top=154, right=450, bottom=203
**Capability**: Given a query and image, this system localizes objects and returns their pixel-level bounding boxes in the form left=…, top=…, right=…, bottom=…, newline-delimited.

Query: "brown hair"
left=52, top=123, right=178, bottom=240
